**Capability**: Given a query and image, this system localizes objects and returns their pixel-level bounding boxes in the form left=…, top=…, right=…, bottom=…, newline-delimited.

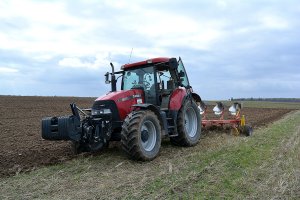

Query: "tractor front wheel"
left=171, top=100, right=201, bottom=146
left=121, top=110, right=162, bottom=161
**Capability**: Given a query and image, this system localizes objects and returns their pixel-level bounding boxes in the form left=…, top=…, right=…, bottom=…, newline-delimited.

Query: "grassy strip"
left=249, top=124, right=300, bottom=198
left=0, top=150, right=129, bottom=199
left=128, top=111, right=300, bottom=199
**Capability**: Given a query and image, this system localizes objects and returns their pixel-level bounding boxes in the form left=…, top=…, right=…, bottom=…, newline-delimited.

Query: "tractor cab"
left=120, top=57, right=190, bottom=108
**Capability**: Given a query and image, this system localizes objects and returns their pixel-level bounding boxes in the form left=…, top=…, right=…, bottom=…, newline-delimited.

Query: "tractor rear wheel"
left=170, top=100, right=201, bottom=146
left=121, top=110, right=162, bottom=161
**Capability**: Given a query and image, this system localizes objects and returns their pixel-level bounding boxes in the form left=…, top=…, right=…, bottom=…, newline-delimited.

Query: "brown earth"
left=0, top=96, right=293, bottom=177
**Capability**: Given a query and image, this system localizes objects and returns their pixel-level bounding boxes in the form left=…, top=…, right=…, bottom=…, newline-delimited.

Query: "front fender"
left=132, top=104, right=161, bottom=119
left=132, top=104, right=168, bottom=135
left=191, top=92, right=202, bottom=103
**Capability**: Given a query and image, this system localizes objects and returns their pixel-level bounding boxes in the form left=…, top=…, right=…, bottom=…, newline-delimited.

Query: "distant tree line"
left=230, top=97, right=300, bottom=102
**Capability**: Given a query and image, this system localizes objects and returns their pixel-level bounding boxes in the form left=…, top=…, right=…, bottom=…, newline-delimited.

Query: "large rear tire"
left=170, top=100, right=201, bottom=146
left=121, top=110, right=162, bottom=161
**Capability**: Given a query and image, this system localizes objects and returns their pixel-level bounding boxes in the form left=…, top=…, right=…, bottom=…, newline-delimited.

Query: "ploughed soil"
left=0, top=96, right=293, bottom=177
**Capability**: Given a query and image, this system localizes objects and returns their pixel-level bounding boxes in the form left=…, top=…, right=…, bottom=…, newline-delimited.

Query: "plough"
left=198, top=101, right=253, bottom=136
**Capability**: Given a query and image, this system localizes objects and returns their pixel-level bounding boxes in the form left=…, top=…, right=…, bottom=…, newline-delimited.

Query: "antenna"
left=128, top=48, right=133, bottom=64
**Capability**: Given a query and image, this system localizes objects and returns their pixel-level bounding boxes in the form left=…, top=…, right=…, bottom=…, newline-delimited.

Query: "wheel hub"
left=141, top=120, right=157, bottom=152
left=184, top=106, right=198, bottom=138
left=141, top=130, right=149, bottom=142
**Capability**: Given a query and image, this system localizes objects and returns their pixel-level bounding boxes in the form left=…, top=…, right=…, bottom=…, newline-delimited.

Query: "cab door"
left=177, top=57, right=190, bottom=88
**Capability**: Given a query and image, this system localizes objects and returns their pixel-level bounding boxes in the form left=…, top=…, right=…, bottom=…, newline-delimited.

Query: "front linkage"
left=41, top=103, right=112, bottom=153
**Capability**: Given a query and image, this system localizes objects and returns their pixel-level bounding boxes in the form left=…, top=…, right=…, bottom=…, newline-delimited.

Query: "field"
left=0, top=96, right=300, bottom=199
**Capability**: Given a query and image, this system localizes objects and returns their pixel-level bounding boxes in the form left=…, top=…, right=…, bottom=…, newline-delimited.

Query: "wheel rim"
left=141, top=120, right=157, bottom=151
left=184, top=106, right=198, bottom=137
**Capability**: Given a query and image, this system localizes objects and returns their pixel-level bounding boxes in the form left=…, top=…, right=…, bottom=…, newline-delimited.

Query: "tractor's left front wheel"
left=121, top=110, right=162, bottom=161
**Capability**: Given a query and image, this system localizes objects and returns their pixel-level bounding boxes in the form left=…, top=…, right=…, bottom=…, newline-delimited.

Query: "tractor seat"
left=160, top=80, right=174, bottom=96
left=161, top=89, right=172, bottom=96
left=167, top=79, right=174, bottom=89
left=159, top=80, right=174, bottom=109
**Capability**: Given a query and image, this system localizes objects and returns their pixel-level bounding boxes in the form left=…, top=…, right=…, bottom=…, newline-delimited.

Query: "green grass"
left=146, top=111, right=300, bottom=199
left=1, top=111, right=300, bottom=199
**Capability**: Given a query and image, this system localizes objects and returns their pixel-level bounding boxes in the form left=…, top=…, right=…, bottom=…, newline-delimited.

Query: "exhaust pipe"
left=110, top=62, right=117, bottom=92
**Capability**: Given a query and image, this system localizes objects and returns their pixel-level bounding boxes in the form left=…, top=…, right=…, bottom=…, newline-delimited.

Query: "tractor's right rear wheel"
left=121, top=110, right=162, bottom=161
left=170, top=100, right=201, bottom=146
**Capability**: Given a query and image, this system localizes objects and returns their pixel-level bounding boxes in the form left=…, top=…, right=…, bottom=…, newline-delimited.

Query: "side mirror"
left=169, top=58, right=178, bottom=70
left=105, top=72, right=110, bottom=84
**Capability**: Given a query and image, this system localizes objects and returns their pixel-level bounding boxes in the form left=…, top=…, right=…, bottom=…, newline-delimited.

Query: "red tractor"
left=42, top=57, right=202, bottom=161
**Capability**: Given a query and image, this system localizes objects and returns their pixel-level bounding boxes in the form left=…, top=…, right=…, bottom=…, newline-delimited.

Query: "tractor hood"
left=95, top=89, right=144, bottom=120
left=95, top=90, right=144, bottom=102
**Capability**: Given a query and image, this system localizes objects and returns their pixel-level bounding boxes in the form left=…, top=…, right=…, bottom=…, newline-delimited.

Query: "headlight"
left=91, top=108, right=112, bottom=116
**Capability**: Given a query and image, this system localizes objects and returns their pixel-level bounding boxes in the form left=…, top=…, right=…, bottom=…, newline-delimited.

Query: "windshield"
left=122, top=66, right=155, bottom=91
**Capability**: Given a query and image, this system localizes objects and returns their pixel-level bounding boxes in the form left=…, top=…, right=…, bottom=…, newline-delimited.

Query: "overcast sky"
left=0, top=0, right=299, bottom=100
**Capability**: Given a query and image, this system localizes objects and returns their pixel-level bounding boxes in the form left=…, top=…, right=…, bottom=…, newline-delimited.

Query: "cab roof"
left=122, top=57, right=170, bottom=70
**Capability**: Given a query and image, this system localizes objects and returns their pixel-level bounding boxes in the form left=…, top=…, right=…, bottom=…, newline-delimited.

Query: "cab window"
left=177, top=58, right=190, bottom=87
left=157, top=70, right=173, bottom=90
left=122, top=67, right=155, bottom=91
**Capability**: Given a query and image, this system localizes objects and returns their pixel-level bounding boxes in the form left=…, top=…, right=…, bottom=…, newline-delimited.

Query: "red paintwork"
left=202, top=119, right=240, bottom=126
left=169, top=87, right=187, bottom=111
left=122, top=57, right=170, bottom=70
left=201, top=107, right=241, bottom=128
left=95, top=89, right=144, bottom=120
